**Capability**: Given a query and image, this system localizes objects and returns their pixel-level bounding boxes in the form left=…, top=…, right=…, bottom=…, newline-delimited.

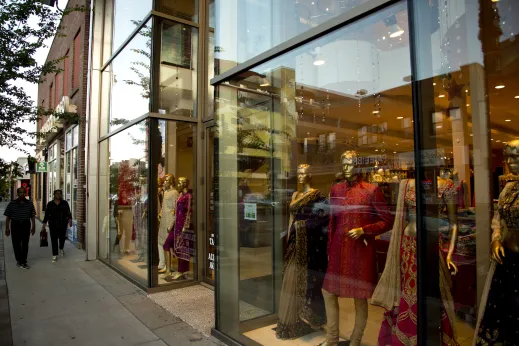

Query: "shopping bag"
left=40, top=230, right=48, bottom=247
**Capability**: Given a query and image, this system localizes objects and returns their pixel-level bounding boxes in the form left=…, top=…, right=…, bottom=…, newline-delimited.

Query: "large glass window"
left=158, top=20, right=198, bottom=117
left=153, top=120, right=197, bottom=285
left=214, top=0, right=372, bottom=74
left=102, top=19, right=152, bottom=135
left=215, top=2, right=415, bottom=344
left=112, top=0, right=153, bottom=52
left=98, top=120, right=149, bottom=286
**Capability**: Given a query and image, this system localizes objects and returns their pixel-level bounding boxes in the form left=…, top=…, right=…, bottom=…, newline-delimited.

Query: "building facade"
left=85, top=0, right=519, bottom=345
left=35, top=0, right=91, bottom=247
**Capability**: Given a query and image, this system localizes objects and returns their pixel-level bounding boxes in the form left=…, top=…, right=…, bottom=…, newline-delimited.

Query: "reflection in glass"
left=99, top=120, right=149, bottom=286
left=215, top=3, right=415, bottom=344
left=214, top=0, right=371, bottom=74
left=157, top=0, right=199, bottom=23
left=159, top=20, right=198, bottom=117
left=105, top=20, right=152, bottom=133
left=155, top=120, right=197, bottom=285
left=112, top=0, right=152, bottom=52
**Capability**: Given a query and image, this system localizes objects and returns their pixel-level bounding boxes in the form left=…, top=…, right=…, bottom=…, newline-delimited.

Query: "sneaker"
left=52, top=256, right=57, bottom=263
left=60, top=249, right=65, bottom=257
left=16, top=263, right=23, bottom=268
left=21, top=264, right=30, bottom=269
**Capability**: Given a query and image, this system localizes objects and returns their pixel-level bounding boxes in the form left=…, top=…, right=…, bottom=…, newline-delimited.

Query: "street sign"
left=36, top=162, right=48, bottom=173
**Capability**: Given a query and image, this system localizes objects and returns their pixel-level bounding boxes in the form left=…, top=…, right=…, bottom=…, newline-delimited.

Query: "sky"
left=0, top=1, right=68, bottom=163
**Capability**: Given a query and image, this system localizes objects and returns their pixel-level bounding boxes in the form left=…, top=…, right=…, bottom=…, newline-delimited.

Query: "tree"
left=0, top=0, right=85, bottom=176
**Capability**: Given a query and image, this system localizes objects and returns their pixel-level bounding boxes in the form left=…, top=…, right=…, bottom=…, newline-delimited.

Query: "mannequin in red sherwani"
left=320, top=150, right=394, bottom=346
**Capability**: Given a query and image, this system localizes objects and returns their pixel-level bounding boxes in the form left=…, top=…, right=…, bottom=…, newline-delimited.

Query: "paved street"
left=0, top=201, right=221, bottom=346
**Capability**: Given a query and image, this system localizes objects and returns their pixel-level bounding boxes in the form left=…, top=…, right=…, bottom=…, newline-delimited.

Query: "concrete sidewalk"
left=0, top=201, right=221, bottom=346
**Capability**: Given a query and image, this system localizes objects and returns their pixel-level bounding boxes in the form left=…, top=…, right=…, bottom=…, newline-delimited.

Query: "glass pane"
left=159, top=20, right=198, bottom=117
left=104, top=19, right=152, bottom=135
left=206, top=31, right=215, bottom=120
left=214, top=0, right=371, bottom=74
left=72, top=126, right=79, bottom=148
left=112, top=0, right=152, bottom=52
left=99, top=120, right=149, bottom=286
left=215, top=2, right=413, bottom=344
left=157, top=0, right=199, bottom=23
left=66, top=131, right=72, bottom=151
left=155, top=120, right=197, bottom=285
left=66, top=151, right=72, bottom=208
left=412, top=0, right=519, bottom=344
left=205, top=126, right=217, bottom=282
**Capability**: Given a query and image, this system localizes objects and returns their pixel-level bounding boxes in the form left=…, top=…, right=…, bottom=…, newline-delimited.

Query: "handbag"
left=40, top=230, right=48, bottom=247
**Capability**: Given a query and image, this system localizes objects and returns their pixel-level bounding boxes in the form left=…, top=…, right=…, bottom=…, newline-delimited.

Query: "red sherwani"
left=322, top=177, right=394, bottom=299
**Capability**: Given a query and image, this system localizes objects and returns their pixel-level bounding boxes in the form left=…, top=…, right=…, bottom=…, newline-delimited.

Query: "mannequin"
left=276, top=164, right=328, bottom=339
left=320, top=150, right=394, bottom=346
left=116, top=189, right=133, bottom=255
left=475, top=140, right=519, bottom=345
left=163, top=177, right=192, bottom=281
left=372, top=177, right=459, bottom=346
left=157, top=174, right=178, bottom=274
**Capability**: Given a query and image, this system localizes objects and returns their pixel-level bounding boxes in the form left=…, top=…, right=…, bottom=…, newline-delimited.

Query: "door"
left=204, top=124, right=217, bottom=285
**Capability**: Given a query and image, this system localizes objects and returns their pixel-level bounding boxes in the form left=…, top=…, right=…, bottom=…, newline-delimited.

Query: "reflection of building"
left=79, top=1, right=519, bottom=346
left=34, top=0, right=90, bottom=247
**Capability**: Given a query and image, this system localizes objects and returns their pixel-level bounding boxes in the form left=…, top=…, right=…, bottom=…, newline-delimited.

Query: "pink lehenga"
left=371, top=179, right=459, bottom=346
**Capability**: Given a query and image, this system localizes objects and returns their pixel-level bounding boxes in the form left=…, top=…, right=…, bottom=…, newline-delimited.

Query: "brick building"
left=34, top=0, right=90, bottom=249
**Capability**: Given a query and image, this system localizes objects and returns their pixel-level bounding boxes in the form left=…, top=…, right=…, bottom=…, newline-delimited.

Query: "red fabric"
left=323, top=178, right=394, bottom=299
left=378, top=235, right=458, bottom=346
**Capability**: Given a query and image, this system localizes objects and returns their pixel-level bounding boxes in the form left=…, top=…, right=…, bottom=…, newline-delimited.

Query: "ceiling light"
left=375, top=149, right=379, bottom=152
left=506, top=119, right=512, bottom=122
left=313, top=47, right=325, bottom=66
left=466, top=104, right=470, bottom=107
left=393, top=151, right=397, bottom=154
left=495, top=84, right=505, bottom=89
left=260, top=77, right=270, bottom=87
left=491, top=139, right=494, bottom=141
left=389, top=24, right=405, bottom=38
left=470, top=134, right=473, bottom=136
left=397, top=116, right=403, bottom=119
left=491, top=0, right=499, bottom=2
left=439, top=94, right=445, bottom=98
left=433, top=82, right=436, bottom=86
left=465, top=90, right=468, bottom=93
left=382, top=36, right=386, bottom=40
left=372, top=110, right=379, bottom=114
left=496, top=140, right=501, bottom=143
left=515, top=96, right=519, bottom=99
left=436, top=125, right=442, bottom=129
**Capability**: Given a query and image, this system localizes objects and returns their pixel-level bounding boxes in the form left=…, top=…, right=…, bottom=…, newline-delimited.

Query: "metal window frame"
left=210, top=0, right=397, bottom=86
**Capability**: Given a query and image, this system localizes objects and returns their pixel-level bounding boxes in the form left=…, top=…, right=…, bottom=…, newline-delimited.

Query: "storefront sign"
left=208, top=233, right=215, bottom=271
left=36, top=162, right=48, bottom=173
left=244, top=203, right=257, bottom=220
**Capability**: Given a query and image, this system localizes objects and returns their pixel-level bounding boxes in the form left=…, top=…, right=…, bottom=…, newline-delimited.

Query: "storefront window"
left=153, top=120, right=197, bottom=285
left=112, top=0, right=152, bottom=52
left=158, top=20, right=198, bottom=117
left=214, top=0, right=371, bottom=74
left=157, top=0, right=199, bottom=23
left=98, top=120, right=149, bottom=286
left=215, top=2, right=414, bottom=344
left=103, top=19, right=152, bottom=135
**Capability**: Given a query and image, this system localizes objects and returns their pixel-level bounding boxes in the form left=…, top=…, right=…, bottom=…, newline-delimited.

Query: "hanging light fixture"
left=384, top=15, right=405, bottom=39
left=313, top=47, right=325, bottom=66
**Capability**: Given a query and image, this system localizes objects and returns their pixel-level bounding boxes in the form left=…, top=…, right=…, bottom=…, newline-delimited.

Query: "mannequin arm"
left=362, top=187, right=395, bottom=236
left=445, top=198, right=459, bottom=274
left=491, top=207, right=506, bottom=264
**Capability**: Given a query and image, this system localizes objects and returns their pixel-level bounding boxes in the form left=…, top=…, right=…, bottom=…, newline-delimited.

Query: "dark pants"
left=49, top=223, right=67, bottom=256
left=11, top=219, right=31, bottom=265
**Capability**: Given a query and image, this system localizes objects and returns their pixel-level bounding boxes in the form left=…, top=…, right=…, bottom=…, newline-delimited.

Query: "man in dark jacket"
left=42, top=189, right=72, bottom=262
left=4, top=187, right=36, bottom=269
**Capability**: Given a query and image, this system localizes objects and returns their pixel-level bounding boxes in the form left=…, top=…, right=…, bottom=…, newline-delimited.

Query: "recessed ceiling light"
left=495, top=84, right=505, bottom=89
left=436, top=125, right=442, bottom=128
left=515, top=96, right=519, bottom=99
left=396, top=144, right=399, bottom=146
left=373, top=110, right=379, bottom=114
left=466, top=104, right=470, bottom=107
left=393, top=151, right=397, bottom=154
left=496, top=140, right=501, bottom=143
left=439, top=94, right=445, bottom=98
left=382, top=36, right=386, bottom=40
left=465, top=90, right=468, bottom=93
left=397, top=116, right=404, bottom=119
left=433, top=82, right=436, bottom=86
left=506, top=119, right=512, bottom=122
left=375, top=149, right=379, bottom=152
left=470, top=134, right=473, bottom=136
left=491, top=139, right=494, bottom=141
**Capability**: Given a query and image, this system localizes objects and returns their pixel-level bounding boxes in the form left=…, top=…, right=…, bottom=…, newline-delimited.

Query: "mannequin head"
left=440, top=168, right=452, bottom=179
left=163, top=174, right=175, bottom=190
left=177, top=177, right=189, bottom=191
left=341, top=150, right=359, bottom=179
left=297, top=164, right=312, bottom=185
left=504, top=139, right=519, bottom=175
left=158, top=176, right=165, bottom=189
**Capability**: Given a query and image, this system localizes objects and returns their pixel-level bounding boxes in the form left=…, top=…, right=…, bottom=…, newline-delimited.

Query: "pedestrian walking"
left=3, top=187, right=36, bottom=269
left=41, top=190, right=72, bottom=263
